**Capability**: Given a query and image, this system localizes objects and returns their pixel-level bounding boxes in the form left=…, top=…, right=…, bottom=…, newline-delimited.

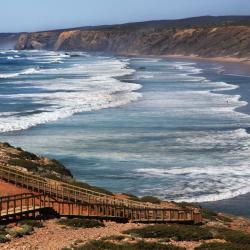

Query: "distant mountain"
left=1, top=16, right=250, bottom=59
left=39, top=15, right=250, bottom=32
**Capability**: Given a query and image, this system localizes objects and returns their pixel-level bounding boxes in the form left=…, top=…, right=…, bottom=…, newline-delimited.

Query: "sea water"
left=1, top=49, right=250, bottom=203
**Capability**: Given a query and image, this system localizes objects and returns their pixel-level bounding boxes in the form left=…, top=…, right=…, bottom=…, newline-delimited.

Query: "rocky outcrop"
left=0, top=142, right=73, bottom=180
left=15, top=31, right=61, bottom=50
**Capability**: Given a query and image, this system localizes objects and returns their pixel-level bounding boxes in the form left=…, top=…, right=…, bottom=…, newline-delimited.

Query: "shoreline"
left=200, top=192, right=250, bottom=218
left=2, top=51, right=250, bottom=218
left=124, top=53, right=250, bottom=76
left=163, top=54, right=250, bottom=66
left=138, top=54, right=250, bottom=217
left=122, top=52, right=250, bottom=66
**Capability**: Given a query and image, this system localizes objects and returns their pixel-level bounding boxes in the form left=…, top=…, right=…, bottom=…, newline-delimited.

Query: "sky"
left=1, top=0, right=250, bottom=32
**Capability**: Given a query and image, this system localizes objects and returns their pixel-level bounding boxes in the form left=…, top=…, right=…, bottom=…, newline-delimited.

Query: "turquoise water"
left=1, top=50, right=250, bottom=202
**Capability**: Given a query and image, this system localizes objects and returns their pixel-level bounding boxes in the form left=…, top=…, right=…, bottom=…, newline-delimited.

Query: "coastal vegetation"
left=1, top=142, right=174, bottom=199
left=62, top=240, right=185, bottom=250
left=60, top=220, right=250, bottom=249
left=209, top=227, right=250, bottom=245
left=140, top=196, right=161, bottom=204
left=58, top=218, right=104, bottom=229
left=1, top=142, right=250, bottom=250
left=195, top=242, right=250, bottom=250
left=121, top=193, right=161, bottom=203
left=0, top=220, right=44, bottom=242
left=125, top=224, right=213, bottom=241
left=0, top=142, right=113, bottom=196
left=69, top=180, right=113, bottom=196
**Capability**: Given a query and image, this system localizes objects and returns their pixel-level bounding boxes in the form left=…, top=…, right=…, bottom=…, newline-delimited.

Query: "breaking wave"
left=0, top=54, right=142, bottom=132
left=1, top=52, right=250, bottom=204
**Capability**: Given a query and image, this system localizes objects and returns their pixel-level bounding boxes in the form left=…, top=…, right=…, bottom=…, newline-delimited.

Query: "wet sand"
left=164, top=54, right=250, bottom=66
left=201, top=193, right=250, bottom=218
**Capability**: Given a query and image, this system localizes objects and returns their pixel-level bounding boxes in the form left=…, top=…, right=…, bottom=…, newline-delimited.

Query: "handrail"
left=0, top=193, right=201, bottom=223
left=0, top=165, right=202, bottom=224
left=0, top=164, right=164, bottom=209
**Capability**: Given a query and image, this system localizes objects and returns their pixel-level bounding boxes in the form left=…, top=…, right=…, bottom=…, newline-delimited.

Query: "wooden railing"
left=0, top=164, right=202, bottom=223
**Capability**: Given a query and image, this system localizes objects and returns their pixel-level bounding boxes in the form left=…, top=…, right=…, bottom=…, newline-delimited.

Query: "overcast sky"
left=1, top=0, right=250, bottom=32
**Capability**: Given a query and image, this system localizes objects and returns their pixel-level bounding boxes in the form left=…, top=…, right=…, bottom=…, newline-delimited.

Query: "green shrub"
left=199, top=207, right=232, bottom=222
left=140, top=196, right=161, bottom=204
left=1, top=142, right=11, bottom=147
left=200, top=208, right=218, bottom=220
left=195, top=242, right=250, bottom=250
left=47, top=159, right=73, bottom=177
left=0, top=225, right=6, bottom=235
left=7, top=225, right=33, bottom=238
left=72, top=240, right=185, bottom=250
left=122, top=193, right=140, bottom=201
left=102, top=235, right=126, bottom=241
left=18, top=150, right=39, bottom=160
left=58, top=218, right=104, bottom=229
left=8, top=159, right=40, bottom=172
left=216, top=215, right=233, bottom=223
left=19, top=220, right=43, bottom=228
left=69, top=180, right=113, bottom=196
left=211, top=227, right=250, bottom=245
left=0, top=234, right=9, bottom=243
left=125, top=224, right=213, bottom=241
left=174, top=202, right=200, bottom=210
left=8, top=157, right=73, bottom=179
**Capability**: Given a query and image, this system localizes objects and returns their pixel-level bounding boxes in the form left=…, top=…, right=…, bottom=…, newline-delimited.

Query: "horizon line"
left=1, top=14, right=250, bottom=34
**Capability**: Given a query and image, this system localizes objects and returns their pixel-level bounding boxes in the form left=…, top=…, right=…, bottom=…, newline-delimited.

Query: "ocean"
left=1, top=49, right=250, bottom=205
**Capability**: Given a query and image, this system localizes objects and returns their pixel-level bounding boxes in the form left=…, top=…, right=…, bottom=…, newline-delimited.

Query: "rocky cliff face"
left=16, top=31, right=61, bottom=50
left=4, top=16, right=250, bottom=58
left=15, top=25, right=250, bottom=58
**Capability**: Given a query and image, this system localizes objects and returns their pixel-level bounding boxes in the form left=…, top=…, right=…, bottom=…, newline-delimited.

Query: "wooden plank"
left=0, top=165, right=202, bottom=223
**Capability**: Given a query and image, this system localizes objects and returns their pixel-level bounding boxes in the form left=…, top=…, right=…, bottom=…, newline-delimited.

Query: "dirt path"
left=1, top=220, right=143, bottom=250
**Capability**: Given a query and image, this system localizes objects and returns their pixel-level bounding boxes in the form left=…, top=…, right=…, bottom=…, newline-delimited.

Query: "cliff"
left=12, top=16, right=250, bottom=59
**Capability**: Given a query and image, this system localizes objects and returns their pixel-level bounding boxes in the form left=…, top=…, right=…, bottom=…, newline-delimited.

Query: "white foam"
left=0, top=67, right=41, bottom=79
left=133, top=127, right=250, bottom=202
left=0, top=56, right=141, bottom=132
left=0, top=72, right=19, bottom=78
left=1, top=53, right=250, bottom=203
left=226, top=73, right=250, bottom=78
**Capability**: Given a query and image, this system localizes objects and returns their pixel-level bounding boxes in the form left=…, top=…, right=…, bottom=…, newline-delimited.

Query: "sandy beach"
left=164, top=54, right=250, bottom=66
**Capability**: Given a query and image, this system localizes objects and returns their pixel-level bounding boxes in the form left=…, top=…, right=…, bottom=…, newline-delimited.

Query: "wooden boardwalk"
left=0, top=165, right=202, bottom=224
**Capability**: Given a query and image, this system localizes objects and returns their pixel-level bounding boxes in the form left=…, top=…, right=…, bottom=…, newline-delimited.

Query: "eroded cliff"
left=4, top=16, right=250, bottom=58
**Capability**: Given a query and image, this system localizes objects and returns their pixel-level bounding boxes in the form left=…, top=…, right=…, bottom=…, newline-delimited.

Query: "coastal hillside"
left=2, top=142, right=250, bottom=250
left=1, top=16, right=250, bottom=59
